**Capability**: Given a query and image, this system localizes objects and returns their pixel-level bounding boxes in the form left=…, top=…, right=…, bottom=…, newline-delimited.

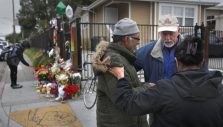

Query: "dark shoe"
left=11, top=84, right=23, bottom=89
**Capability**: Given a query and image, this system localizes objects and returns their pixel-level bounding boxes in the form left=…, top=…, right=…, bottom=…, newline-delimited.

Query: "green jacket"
left=93, top=41, right=149, bottom=127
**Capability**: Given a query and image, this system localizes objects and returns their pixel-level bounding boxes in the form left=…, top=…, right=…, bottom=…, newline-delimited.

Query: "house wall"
left=86, top=0, right=223, bottom=40
left=196, top=5, right=206, bottom=25
left=131, top=1, right=151, bottom=24
left=130, top=1, right=155, bottom=44
left=206, top=9, right=223, bottom=16
left=205, top=8, right=223, bottom=30
left=215, top=15, right=223, bottom=31
left=94, top=6, right=104, bottom=23
left=118, top=3, right=129, bottom=19
left=201, top=6, right=206, bottom=23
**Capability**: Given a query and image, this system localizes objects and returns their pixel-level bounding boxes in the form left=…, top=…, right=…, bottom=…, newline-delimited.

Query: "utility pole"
left=12, top=0, right=16, bottom=44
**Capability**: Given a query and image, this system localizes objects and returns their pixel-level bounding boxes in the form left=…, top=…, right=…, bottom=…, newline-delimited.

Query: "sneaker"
left=11, top=84, right=23, bottom=89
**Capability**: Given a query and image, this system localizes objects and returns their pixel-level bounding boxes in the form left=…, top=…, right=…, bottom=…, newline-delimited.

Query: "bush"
left=24, top=48, right=54, bottom=67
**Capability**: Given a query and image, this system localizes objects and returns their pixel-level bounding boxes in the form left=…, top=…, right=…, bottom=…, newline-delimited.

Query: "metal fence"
left=79, top=22, right=223, bottom=80
left=29, top=28, right=67, bottom=59
left=28, top=22, right=223, bottom=80
left=30, top=28, right=53, bottom=52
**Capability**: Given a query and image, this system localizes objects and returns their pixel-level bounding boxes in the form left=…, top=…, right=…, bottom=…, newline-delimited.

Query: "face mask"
left=164, top=41, right=175, bottom=48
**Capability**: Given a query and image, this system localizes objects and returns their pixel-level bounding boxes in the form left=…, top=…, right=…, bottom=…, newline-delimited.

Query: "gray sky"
left=0, top=0, right=20, bottom=39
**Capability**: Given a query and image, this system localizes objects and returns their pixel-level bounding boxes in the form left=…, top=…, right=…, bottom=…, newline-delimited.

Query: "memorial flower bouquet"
left=63, top=84, right=80, bottom=99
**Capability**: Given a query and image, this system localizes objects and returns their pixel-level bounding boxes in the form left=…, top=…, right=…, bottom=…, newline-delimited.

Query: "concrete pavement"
left=0, top=57, right=96, bottom=127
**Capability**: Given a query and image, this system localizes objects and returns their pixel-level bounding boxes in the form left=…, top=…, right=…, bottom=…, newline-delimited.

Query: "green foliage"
left=17, top=0, right=96, bottom=37
left=18, top=16, right=36, bottom=29
left=24, top=48, right=54, bottom=67
left=5, top=33, right=22, bottom=44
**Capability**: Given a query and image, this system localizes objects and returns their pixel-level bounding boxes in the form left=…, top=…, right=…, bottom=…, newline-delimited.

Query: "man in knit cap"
left=93, top=18, right=150, bottom=127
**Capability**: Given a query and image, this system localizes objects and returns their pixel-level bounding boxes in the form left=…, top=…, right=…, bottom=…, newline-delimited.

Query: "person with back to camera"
left=92, top=18, right=150, bottom=127
left=134, top=14, right=183, bottom=126
left=109, top=36, right=223, bottom=127
left=7, top=40, right=32, bottom=89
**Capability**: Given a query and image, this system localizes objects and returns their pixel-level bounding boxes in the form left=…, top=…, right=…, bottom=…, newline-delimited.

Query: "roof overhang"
left=105, top=1, right=130, bottom=7
left=88, top=0, right=108, bottom=10
left=70, top=6, right=90, bottom=22
left=207, top=6, right=223, bottom=10
left=155, top=0, right=219, bottom=5
left=88, top=0, right=221, bottom=8
left=216, top=1, right=223, bottom=7
left=74, top=6, right=83, bottom=18
left=206, top=2, right=223, bottom=10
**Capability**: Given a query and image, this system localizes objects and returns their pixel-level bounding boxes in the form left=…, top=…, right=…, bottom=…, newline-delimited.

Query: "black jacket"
left=7, top=43, right=29, bottom=66
left=112, top=70, right=223, bottom=127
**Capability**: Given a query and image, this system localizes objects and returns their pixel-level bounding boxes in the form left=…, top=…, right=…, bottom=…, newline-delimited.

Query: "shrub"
left=25, top=48, right=54, bottom=67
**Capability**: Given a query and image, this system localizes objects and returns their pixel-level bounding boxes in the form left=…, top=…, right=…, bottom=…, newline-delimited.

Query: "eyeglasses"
left=129, top=36, right=140, bottom=41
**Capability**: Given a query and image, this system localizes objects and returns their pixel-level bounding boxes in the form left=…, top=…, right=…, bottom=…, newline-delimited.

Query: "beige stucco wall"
left=215, top=15, right=223, bottom=31
left=118, top=3, right=129, bottom=19
left=153, top=2, right=159, bottom=26
left=94, top=6, right=104, bottom=23
left=131, top=2, right=151, bottom=24
left=205, top=7, right=223, bottom=30
left=206, top=9, right=223, bottom=17
left=130, top=1, right=155, bottom=45
left=82, top=0, right=223, bottom=50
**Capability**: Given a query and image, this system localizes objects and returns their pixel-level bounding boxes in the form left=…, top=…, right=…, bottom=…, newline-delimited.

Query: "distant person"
left=6, top=41, right=32, bottom=89
left=110, top=36, right=223, bottom=127
left=92, top=18, right=150, bottom=127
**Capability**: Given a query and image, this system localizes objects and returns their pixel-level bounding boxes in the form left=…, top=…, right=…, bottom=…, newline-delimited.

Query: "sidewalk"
left=0, top=57, right=96, bottom=127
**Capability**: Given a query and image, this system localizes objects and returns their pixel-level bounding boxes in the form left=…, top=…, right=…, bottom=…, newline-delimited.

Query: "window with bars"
left=160, top=4, right=197, bottom=26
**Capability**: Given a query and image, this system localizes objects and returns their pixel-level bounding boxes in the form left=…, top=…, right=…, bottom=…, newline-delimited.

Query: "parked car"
left=0, top=44, right=3, bottom=53
left=182, top=32, right=223, bottom=44
left=0, top=43, right=4, bottom=61
left=0, top=40, right=9, bottom=49
left=182, top=32, right=223, bottom=58
left=0, top=41, right=10, bottom=61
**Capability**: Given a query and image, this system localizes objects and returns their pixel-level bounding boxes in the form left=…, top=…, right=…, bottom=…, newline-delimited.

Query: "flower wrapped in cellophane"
left=33, top=65, right=49, bottom=81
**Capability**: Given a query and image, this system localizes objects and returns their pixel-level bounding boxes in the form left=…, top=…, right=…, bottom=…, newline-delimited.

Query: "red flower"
left=51, top=87, right=58, bottom=96
left=34, top=67, right=40, bottom=72
left=63, top=84, right=80, bottom=97
left=46, top=64, right=52, bottom=68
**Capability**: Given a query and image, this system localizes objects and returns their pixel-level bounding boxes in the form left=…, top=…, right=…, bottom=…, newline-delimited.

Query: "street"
left=0, top=59, right=96, bottom=127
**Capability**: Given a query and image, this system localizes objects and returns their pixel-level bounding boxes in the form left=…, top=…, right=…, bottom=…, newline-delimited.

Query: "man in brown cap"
left=135, top=15, right=183, bottom=83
